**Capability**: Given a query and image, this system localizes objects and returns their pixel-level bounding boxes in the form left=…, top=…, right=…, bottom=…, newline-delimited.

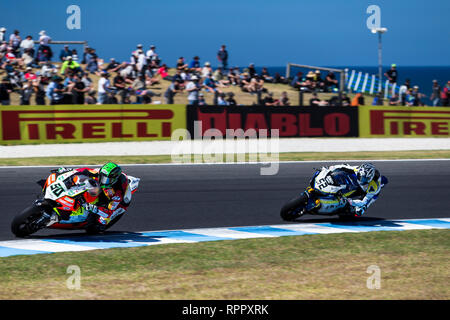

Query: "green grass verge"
left=0, top=229, right=448, bottom=299
left=1, top=150, right=450, bottom=166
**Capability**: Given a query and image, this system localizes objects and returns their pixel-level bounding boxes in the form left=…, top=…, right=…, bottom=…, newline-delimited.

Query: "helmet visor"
left=357, top=172, right=370, bottom=185
left=100, top=174, right=112, bottom=186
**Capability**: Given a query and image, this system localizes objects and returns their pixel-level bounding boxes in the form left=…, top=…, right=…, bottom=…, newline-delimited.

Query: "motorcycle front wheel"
left=280, top=193, right=308, bottom=221
left=11, top=205, right=44, bottom=237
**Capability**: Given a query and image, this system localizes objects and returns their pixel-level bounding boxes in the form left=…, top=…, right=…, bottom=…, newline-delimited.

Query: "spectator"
left=399, top=79, right=410, bottom=105
left=72, top=74, right=88, bottom=104
left=176, top=57, right=188, bottom=70
left=351, top=93, right=365, bottom=106
left=290, top=72, right=306, bottom=90
left=203, top=73, right=222, bottom=95
left=20, top=80, right=34, bottom=105
left=188, top=56, right=201, bottom=73
left=186, top=75, right=201, bottom=105
left=250, top=75, right=265, bottom=94
left=50, top=76, right=65, bottom=105
left=0, top=77, right=13, bottom=105
left=430, top=80, right=441, bottom=106
left=81, top=46, right=90, bottom=64
left=412, top=86, right=424, bottom=106
left=405, top=89, right=415, bottom=106
left=112, top=73, right=127, bottom=103
left=384, top=64, right=398, bottom=84
left=155, top=64, right=169, bottom=81
left=24, top=67, right=37, bottom=81
left=247, top=63, right=257, bottom=78
left=85, top=90, right=97, bottom=104
left=32, top=77, right=46, bottom=105
left=372, top=93, right=383, bottom=106
left=273, top=72, right=287, bottom=84
left=226, top=92, right=237, bottom=106
left=45, top=76, right=57, bottom=102
left=341, top=93, right=351, bottom=106
left=85, top=48, right=99, bottom=74
left=105, top=58, right=121, bottom=72
left=217, top=45, right=229, bottom=70
left=164, top=79, right=183, bottom=104
left=9, top=30, right=21, bottom=55
left=97, top=71, right=112, bottom=104
left=146, top=45, right=161, bottom=67
left=310, top=93, right=328, bottom=106
left=20, top=35, right=34, bottom=57
left=0, top=27, right=6, bottom=42
left=325, top=71, right=338, bottom=92
left=5, top=46, right=18, bottom=62
left=262, top=92, right=278, bottom=106
left=312, top=70, right=325, bottom=91
left=136, top=49, right=147, bottom=75
left=212, top=67, right=230, bottom=86
left=60, top=56, right=83, bottom=76
left=279, top=91, right=290, bottom=106
left=441, top=81, right=450, bottom=106
left=167, top=68, right=183, bottom=84
left=0, top=41, right=7, bottom=59
left=217, top=92, right=228, bottom=105
left=227, top=67, right=239, bottom=86
left=239, top=72, right=251, bottom=92
left=71, top=49, right=78, bottom=60
left=261, top=67, right=274, bottom=83
left=41, top=61, right=56, bottom=78
left=59, top=45, right=72, bottom=62
left=22, top=48, right=37, bottom=68
left=198, top=93, right=208, bottom=106
left=201, top=62, right=213, bottom=78
left=37, top=30, right=52, bottom=62
left=81, top=73, right=94, bottom=91
left=389, top=93, right=401, bottom=106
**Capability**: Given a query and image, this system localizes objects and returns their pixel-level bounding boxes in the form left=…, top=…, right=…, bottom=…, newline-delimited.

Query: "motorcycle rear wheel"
left=280, top=194, right=308, bottom=221
left=11, top=205, right=44, bottom=237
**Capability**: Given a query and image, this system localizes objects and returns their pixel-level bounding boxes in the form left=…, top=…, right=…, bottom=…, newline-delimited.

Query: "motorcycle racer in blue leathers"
left=314, top=163, right=386, bottom=216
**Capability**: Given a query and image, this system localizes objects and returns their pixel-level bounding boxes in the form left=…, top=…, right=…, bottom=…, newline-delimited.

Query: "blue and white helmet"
left=356, top=163, right=376, bottom=185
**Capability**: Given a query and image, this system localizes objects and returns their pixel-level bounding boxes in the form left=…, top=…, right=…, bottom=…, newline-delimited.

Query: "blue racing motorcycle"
left=280, top=166, right=388, bottom=221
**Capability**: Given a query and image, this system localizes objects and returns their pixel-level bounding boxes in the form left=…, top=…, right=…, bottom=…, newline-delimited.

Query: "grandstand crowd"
left=0, top=28, right=449, bottom=107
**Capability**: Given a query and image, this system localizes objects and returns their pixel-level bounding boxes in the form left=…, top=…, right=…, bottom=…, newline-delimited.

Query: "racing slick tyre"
left=280, top=194, right=308, bottom=221
left=11, top=205, right=43, bottom=237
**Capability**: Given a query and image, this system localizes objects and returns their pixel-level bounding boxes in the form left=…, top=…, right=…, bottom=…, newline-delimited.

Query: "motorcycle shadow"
left=292, top=216, right=386, bottom=224
left=27, top=230, right=171, bottom=244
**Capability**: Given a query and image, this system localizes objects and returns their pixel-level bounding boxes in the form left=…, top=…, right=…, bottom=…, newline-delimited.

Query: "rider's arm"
left=350, top=177, right=382, bottom=209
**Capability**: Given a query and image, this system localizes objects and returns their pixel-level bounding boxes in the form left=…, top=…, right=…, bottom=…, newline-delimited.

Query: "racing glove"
left=82, top=202, right=99, bottom=214
left=56, top=167, right=73, bottom=174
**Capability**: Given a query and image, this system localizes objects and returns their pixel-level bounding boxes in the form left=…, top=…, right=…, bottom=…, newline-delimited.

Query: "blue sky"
left=1, top=0, right=449, bottom=67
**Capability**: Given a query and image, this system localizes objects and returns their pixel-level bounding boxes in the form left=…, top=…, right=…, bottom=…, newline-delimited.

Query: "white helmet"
left=356, top=163, right=376, bottom=185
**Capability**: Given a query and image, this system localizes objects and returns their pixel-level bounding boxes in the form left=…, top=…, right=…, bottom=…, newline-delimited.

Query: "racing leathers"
left=318, top=164, right=383, bottom=216
left=54, top=167, right=131, bottom=229
left=93, top=172, right=132, bottom=228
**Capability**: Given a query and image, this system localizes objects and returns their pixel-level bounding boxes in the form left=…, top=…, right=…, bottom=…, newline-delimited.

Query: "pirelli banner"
left=0, top=105, right=187, bottom=144
left=186, top=106, right=359, bottom=138
left=359, top=106, right=450, bottom=137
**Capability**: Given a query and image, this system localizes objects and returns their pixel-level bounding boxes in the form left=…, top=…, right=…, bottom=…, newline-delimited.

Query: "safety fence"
left=0, top=105, right=449, bottom=145
left=346, top=69, right=400, bottom=100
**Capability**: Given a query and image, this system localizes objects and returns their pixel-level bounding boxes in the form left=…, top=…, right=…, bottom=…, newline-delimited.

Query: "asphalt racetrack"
left=1, top=160, right=449, bottom=241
